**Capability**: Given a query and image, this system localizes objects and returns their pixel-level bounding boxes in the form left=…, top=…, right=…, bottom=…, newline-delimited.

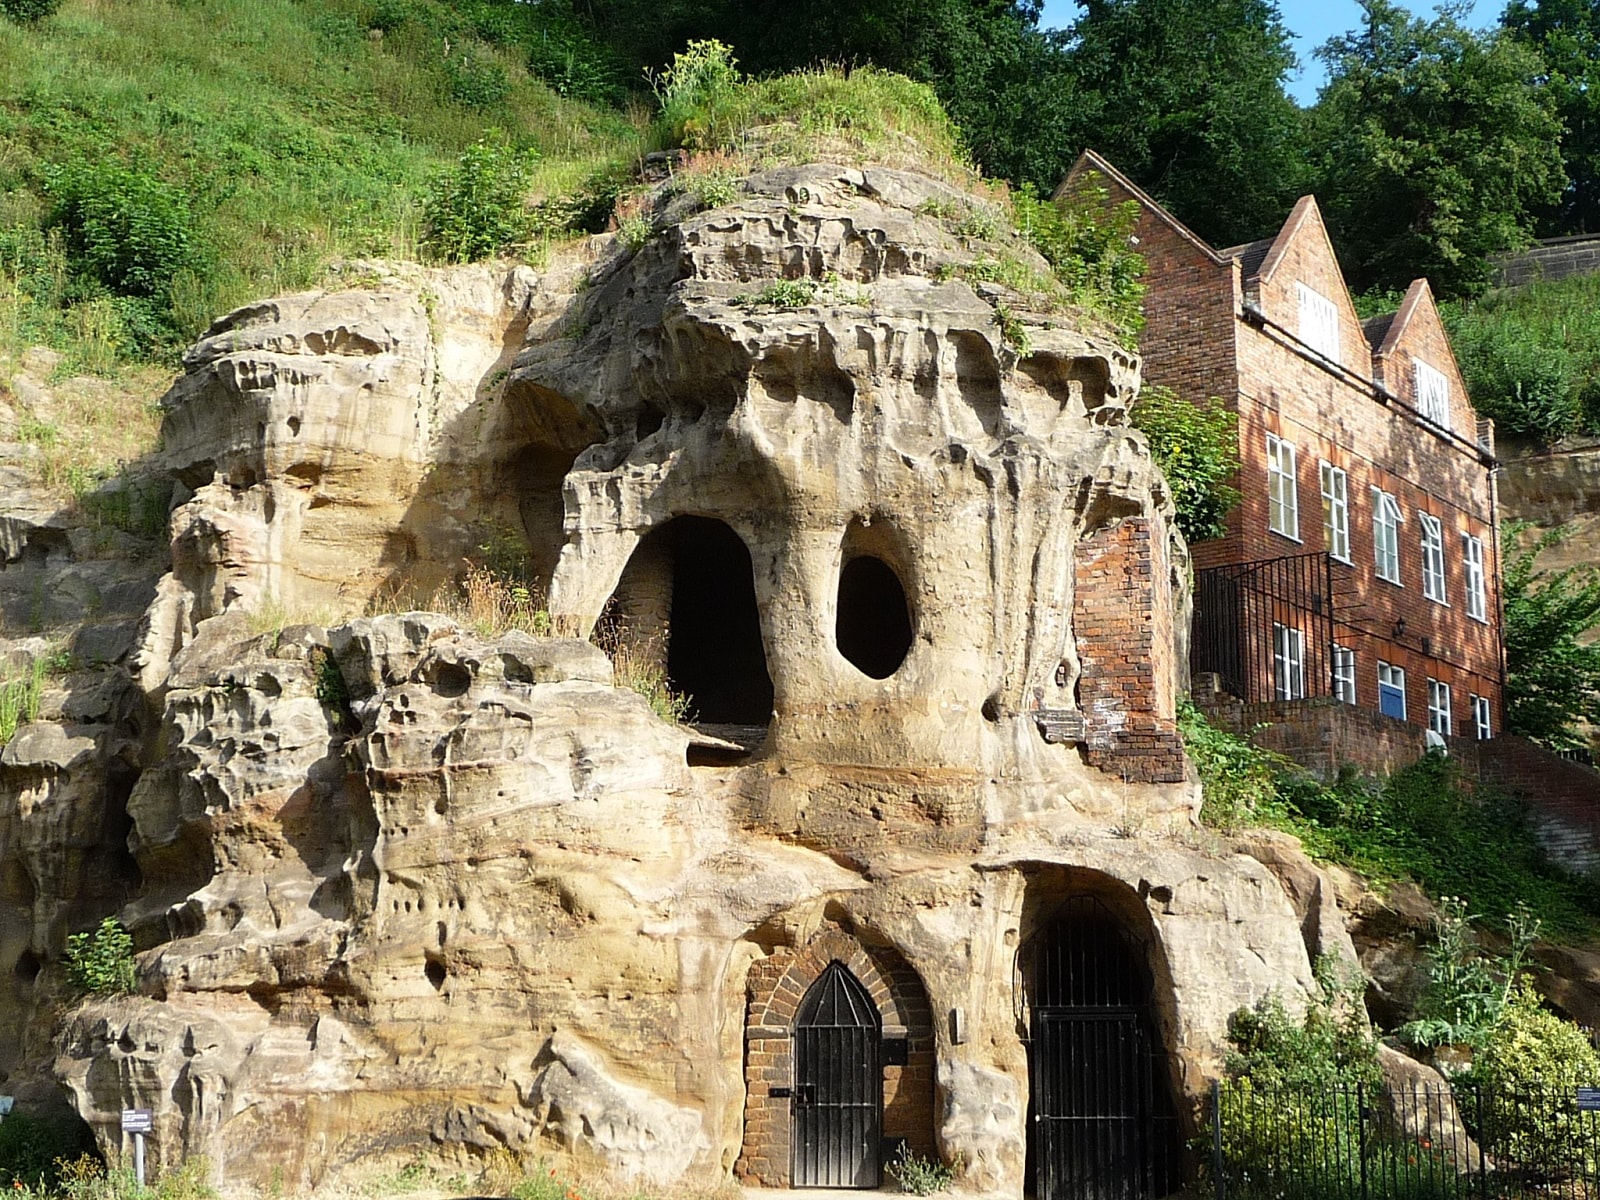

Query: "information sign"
left=120, top=1109, right=153, bottom=1133
left=1577, top=1087, right=1600, bottom=1112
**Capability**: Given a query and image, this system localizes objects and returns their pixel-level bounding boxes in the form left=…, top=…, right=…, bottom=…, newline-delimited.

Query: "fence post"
left=1474, top=1083, right=1486, bottom=1200
left=1211, top=1079, right=1224, bottom=1200
left=1358, top=1089, right=1370, bottom=1200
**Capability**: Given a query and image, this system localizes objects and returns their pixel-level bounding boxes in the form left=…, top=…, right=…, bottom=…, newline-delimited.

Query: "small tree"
left=1502, top=523, right=1600, bottom=748
left=1129, top=385, right=1241, bottom=543
left=422, top=138, right=537, bottom=264
left=64, top=917, right=137, bottom=996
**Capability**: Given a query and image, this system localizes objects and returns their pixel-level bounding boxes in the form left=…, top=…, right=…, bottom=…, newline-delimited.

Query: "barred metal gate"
left=792, top=961, right=883, bottom=1188
left=1192, top=552, right=1335, bottom=703
left=1027, top=898, right=1182, bottom=1200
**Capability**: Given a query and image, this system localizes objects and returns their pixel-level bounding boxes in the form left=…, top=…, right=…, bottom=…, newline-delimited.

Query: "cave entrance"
left=1022, top=895, right=1182, bottom=1200
left=792, top=961, right=883, bottom=1188
left=608, top=516, right=773, bottom=732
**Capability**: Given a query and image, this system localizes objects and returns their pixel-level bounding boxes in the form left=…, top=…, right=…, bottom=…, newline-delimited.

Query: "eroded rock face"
left=48, top=612, right=1319, bottom=1191
left=5, top=159, right=1341, bottom=1194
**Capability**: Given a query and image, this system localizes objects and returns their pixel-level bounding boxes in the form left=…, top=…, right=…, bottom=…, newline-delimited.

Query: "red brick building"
left=1061, top=151, right=1504, bottom=740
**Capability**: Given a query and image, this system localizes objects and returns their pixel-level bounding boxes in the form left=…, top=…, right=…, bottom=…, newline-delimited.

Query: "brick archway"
left=737, top=928, right=936, bottom=1187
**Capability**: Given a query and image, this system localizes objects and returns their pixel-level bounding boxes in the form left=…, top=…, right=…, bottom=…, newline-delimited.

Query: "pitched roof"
left=1059, top=150, right=1229, bottom=266
left=1221, top=237, right=1274, bottom=282
left=1370, top=279, right=1431, bottom=360
left=1362, top=311, right=1397, bottom=355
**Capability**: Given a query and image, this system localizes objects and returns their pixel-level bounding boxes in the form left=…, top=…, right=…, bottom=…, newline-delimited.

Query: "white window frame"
left=1274, top=623, right=1307, bottom=700
left=1297, top=282, right=1341, bottom=362
left=1470, top=693, right=1492, bottom=740
left=1420, top=513, right=1447, bottom=604
left=1320, top=462, right=1350, bottom=563
left=1414, top=360, right=1452, bottom=430
left=1427, top=678, right=1453, bottom=737
left=1267, top=434, right=1300, bottom=541
left=1372, top=488, right=1402, bottom=584
left=1378, top=661, right=1407, bottom=719
left=1332, top=644, right=1356, bottom=705
left=1463, top=533, right=1488, bottom=623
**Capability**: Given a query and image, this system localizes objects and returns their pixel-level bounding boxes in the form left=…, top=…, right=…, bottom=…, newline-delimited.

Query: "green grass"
left=650, top=44, right=970, bottom=181
left=0, top=0, right=642, bottom=367
left=1179, top=701, right=1600, bottom=944
left=1443, top=272, right=1600, bottom=442
left=0, top=657, right=45, bottom=748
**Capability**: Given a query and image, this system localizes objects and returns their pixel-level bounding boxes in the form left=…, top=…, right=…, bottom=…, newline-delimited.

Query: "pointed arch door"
left=791, top=960, right=883, bottom=1188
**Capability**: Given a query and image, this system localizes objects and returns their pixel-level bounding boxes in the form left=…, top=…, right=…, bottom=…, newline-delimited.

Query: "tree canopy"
left=1503, top=0, right=1600, bottom=235
left=1308, top=0, right=1563, bottom=297
left=1502, top=525, right=1600, bottom=749
left=1059, top=0, right=1306, bottom=247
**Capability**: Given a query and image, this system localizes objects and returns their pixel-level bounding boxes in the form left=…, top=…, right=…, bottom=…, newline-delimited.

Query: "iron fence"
left=1192, top=553, right=1336, bottom=704
left=1209, top=1080, right=1600, bottom=1200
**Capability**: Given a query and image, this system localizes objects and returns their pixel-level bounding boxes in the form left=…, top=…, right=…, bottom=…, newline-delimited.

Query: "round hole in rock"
left=424, top=958, right=446, bottom=991
left=836, top=556, right=913, bottom=679
left=429, top=661, right=472, bottom=699
left=14, top=949, right=41, bottom=984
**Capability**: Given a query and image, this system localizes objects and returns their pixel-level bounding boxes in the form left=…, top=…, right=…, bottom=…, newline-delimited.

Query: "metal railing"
left=1192, top=553, right=1336, bottom=704
left=1209, top=1080, right=1600, bottom=1199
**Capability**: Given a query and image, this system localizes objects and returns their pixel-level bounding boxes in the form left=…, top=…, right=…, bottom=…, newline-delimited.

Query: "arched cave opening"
left=13, top=949, right=41, bottom=984
left=1020, top=888, right=1183, bottom=1200
left=608, top=516, right=774, bottom=727
left=836, top=556, right=913, bottom=680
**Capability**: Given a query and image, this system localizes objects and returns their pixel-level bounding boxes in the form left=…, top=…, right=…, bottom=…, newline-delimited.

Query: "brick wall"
left=1196, top=696, right=1600, bottom=872
left=1495, top=235, right=1600, bottom=287
left=736, top=927, right=937, bottom=1187
left=1073, top=516, right=1186, bottom=783
left=1473, top=738, right=1600, bottom=874
left=1077, top=169, right=1242, bottom=409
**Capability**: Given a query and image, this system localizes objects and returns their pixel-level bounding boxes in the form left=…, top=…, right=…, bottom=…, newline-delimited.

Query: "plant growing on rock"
left=422, top=138, right=538, bottom=264
left=1129, top=384, right=1241, bottom=544
left=0, top=658, right=45, bottom=748
left=63, top=917, right=136, bottom=996
left=1398, top=896, right=1539, bottom=1051
left=1012, top=178, right=1146, bottom=340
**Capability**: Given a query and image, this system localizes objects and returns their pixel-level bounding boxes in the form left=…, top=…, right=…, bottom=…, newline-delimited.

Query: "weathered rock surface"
left=3, top=158, right=1383, bottom=1195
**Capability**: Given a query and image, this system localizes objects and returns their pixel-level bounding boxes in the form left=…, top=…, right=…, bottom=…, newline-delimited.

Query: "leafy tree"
left=0, top=0, right=61, bottom=21
left=1129, top=386, right=1241, bottom=543
left=1502, top=523, right=1600, bottom=749
left=1503, top=0, right=1600, bottom=235
left=1059, top=0, right=1307, bottom=248
left=1308, top=0, right=1563, bottom=298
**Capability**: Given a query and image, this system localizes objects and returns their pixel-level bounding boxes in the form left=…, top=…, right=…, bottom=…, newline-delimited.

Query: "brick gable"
left=1063, top=152, right=1505, bottom=740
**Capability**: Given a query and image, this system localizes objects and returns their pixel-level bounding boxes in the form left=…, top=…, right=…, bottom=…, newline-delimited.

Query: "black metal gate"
left=792, top=961, right=883, bottom=1188
left=1192, top=552, right=1335, bottom=703
left=1026, top=898, right=1181, bottom=1200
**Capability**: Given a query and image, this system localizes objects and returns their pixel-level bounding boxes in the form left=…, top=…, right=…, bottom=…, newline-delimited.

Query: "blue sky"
left=1036, top=1, right=1500, bottom=104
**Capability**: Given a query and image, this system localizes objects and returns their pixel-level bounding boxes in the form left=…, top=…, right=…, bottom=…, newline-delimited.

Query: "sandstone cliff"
left=2, top=159, right=1348, bottom=1193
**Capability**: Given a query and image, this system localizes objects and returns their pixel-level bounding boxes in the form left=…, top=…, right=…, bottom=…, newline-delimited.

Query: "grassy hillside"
left=1444, top=272, right=1600, bottom=444
left=0, top=0, right=640, bottom=371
